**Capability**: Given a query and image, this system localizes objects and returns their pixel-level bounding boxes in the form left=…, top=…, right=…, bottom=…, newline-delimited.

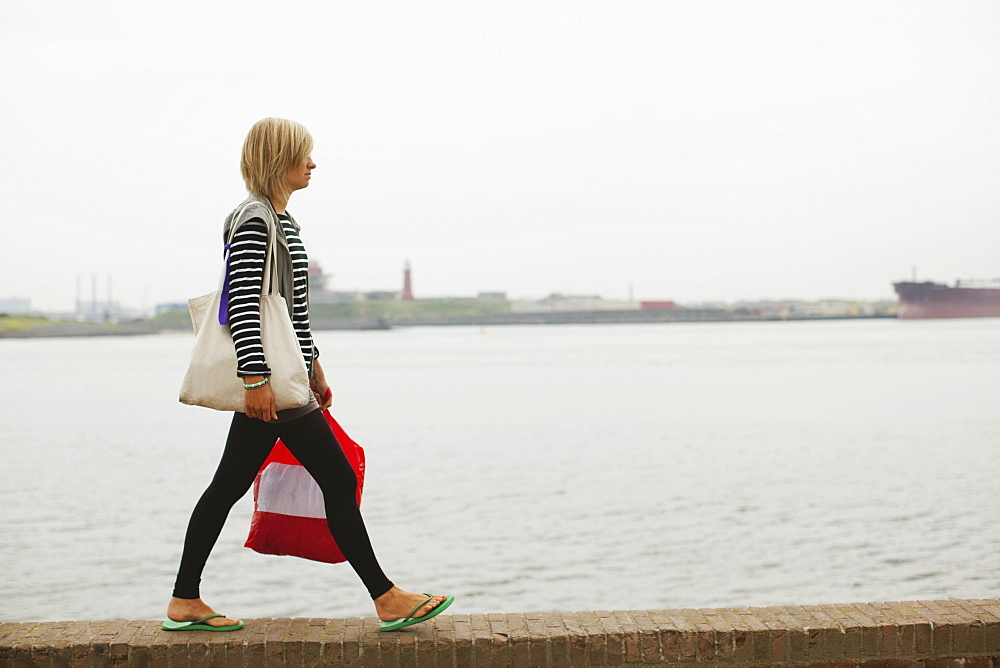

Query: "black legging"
left=172, top=409, right=394, bottom=600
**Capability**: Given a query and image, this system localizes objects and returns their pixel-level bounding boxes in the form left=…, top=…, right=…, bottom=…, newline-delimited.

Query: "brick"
left=723, top=612, right=762, bottom=664
left=207, top=639, right=230, bottom=668
left=804, top=626, right=825, bottom=663
left=896, top=621, right=917, bottom=657
left=412, top=620, right=436, bottom=666
left=924, top=659, right=967, bottom=668
left=750, top=627, right=771, bottom=664
left=540, top=610, right=570, bottom=662
left=962, top=657, right=991, bottom=668
left=964, top=619, right=987, bottom=656
left=329, top=618, right=350, bottom=660
left=656, top=628, right=680, bottom=663
left=695, top=627, right=715, bottom=662
left=164, top=632, right=190, bottom=667
left=187, top=637, right=212, bottom=668
left=881, top=621, right=900, bottom=657
left=27, top=621, right=69, bottom=665
left=913, top=622, right=932, bottom=655
left=598, top=612, right=625, bottom=666
left=665, top=611, right=698, bottom=631
left=730, top=628, right=753, bottom=663
left=525, top=612, right=549, bottom=664
left=359, top=616, right=385, bottom=668
left=827, top=625, right=849, bottom=661
left=11, top=644, right=33, bottom=668
left=574, top=610, right=605, bottom=666
left=56, top=620, right=97, bottom=667
left=374, top=626, right=401, bottom=667
left=606, top=610, right=636, bottom=663
left=450, top=614, right=474, bottom=667
left=859, top=661, right=920, bottom=668
left=931, top=621, right=953, bottom=656
left=280, top=617, right=307, bottom=667
left=307, top=618, right=338, bottom=666
left=625, top=611, right=660, bottom=664
left=504, top=613, right=531, bottom=667
left=821, top=604, right=856, bottom=622
left=861, top=624, right=882, bottom=658
left=768, top=624, right=791, bottom=663
left=341, top=617, right=362, bottom=666
left=985, top=619, right=1000, bottom=652
left=264, top=617, right=291, bottom=665
left=920, top=600, right=952, bottom=615
left=664, top=629, right=699, bottom=663
left=89, top=619, right=126, bottom=665
left=914, top=601, right=956, bottom=635
left=951, top=600, right=995, bottom=620
left=855, top=602, right=891, bottom=627
left=950, top=619, right=973, bottom=655
left=469, top=614, right=494, bottom=667
left=841, top=604, right=877, bottom=628
left=886, top=602, right=925, bottom=625
left=769, top=612, right=807, bottom=664
left=124, top=622, right=159, bottom=667
left=566, top=628, right=589, bottom=667
left=487, top=616, right=513, bottom=666
left=838, top=623, right=861, bottom=658
left=107, top=620, right=140, bottom=666
left=0, top=623, right=21, bottom=643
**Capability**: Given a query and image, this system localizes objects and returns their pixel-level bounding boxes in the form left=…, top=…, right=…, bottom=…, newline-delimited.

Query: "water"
left=1, top=318, right=998, bottom=623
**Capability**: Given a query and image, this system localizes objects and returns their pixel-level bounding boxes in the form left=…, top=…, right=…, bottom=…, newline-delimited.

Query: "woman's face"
left=286, top=156, right=316, bottom=193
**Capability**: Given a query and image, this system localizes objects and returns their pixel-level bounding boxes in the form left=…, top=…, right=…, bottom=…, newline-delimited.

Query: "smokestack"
left=401, top=261, right=414, bottom=301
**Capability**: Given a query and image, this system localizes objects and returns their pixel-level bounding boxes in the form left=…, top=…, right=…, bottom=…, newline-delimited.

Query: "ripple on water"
left=3, top=322, right=1000, bottom=621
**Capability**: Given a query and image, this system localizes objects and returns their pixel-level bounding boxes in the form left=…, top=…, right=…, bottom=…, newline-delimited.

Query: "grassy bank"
left=310, top=298, right=510, bottom=321
left=141, top=298, right=510, bottom=330
left=145, top=308, right=194, bottom=329
left=0, top=314, right=54, bottom=332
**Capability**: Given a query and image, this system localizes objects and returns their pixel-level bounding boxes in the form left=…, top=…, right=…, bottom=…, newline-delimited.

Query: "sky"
left=1, top=0, right=998, bottom=312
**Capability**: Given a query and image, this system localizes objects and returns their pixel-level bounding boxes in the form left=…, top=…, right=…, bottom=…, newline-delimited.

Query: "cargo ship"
left=893, top=279, right=1000, bottom=319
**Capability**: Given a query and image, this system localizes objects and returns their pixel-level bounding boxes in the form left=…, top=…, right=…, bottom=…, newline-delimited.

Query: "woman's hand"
left=310, top=360, right=333, bottom=410
left=243, top=376, right=278, bottom=421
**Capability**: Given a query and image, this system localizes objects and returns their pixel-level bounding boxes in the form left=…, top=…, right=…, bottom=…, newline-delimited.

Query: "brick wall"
left=2, top=598, right=998, bottom=666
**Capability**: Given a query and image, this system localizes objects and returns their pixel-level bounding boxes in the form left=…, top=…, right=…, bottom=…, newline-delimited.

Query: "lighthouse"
left=401, top=261, right=414, bottom=301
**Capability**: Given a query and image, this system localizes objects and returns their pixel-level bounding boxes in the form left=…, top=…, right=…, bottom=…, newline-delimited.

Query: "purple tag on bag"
left=218, top=243, right=232, bottom=325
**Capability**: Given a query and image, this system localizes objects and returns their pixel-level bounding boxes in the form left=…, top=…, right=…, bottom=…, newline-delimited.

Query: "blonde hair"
left=240, top=118, right=314, bottom=200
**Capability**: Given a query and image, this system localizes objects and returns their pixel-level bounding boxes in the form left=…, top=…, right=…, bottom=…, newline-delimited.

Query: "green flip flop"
left=162, top=614, right=244, bottom=632
left=379, top=594, right=455, bottom=632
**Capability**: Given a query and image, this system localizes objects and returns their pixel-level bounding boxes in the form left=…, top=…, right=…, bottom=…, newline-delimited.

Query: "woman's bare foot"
left=374, top=587, right=448, bottom=622
left=166, top=597, right=240, bottom=627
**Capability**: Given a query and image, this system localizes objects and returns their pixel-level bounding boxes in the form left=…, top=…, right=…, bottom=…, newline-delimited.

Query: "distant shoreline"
left=0, top=310, right=900, bottom=339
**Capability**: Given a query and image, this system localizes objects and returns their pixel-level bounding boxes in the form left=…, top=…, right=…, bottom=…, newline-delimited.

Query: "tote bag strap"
left=260, top=214, right=279, bottom=298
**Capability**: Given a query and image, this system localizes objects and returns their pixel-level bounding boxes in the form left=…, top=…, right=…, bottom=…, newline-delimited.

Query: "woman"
left=165, top=117, right=453, bottom=633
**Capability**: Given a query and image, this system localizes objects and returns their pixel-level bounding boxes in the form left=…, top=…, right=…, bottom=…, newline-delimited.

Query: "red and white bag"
left=244, top=409, right=365, bottom=563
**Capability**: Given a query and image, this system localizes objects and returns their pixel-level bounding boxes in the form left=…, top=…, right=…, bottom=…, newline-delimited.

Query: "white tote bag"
left=179, top=214, right=311, bottom=412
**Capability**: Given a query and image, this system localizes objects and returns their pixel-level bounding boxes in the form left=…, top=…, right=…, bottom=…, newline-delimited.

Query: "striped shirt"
left=227, top=214, right=318, bottom=377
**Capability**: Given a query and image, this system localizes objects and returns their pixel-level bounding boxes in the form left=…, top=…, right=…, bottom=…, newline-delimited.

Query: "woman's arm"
left=228, top=218, right=271, bottom=378
left=310, top=358, right=333, bottom=410
left=228, top=218, right=278, bottom=420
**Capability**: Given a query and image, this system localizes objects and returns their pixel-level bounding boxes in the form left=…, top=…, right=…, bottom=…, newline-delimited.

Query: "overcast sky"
left=2, top=1, right=998, bottom=312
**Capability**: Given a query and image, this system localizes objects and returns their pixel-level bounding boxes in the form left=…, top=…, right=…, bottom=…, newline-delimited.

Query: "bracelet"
left=244, top=377, right=270, bottom=390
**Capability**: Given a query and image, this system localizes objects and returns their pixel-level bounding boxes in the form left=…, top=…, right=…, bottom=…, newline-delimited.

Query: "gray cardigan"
left=222, top=193, right=309, bottom=323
